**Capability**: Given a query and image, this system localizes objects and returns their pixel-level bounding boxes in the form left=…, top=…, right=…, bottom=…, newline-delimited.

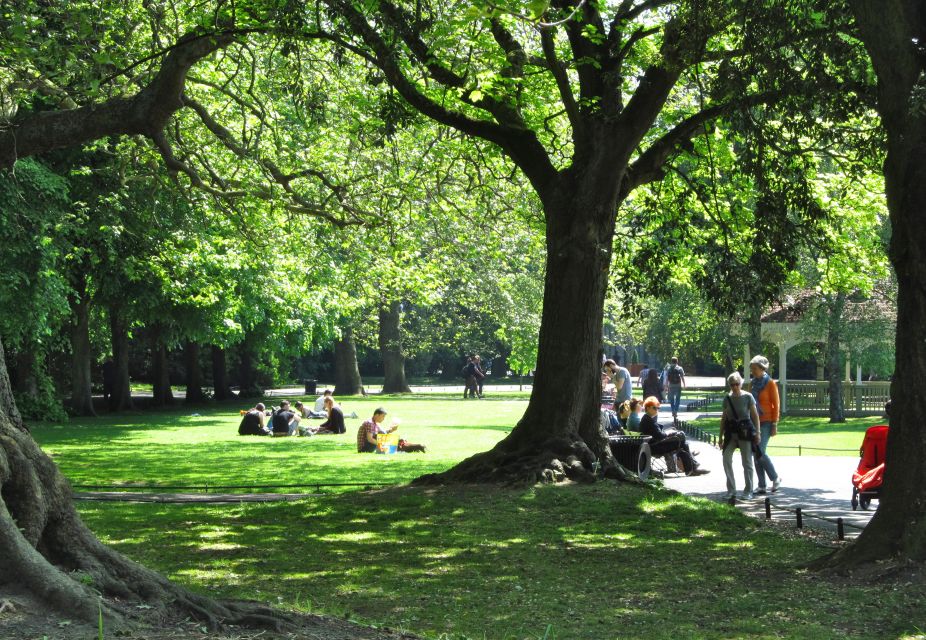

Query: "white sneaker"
left=725, top=491, right=736, bottom=500
left=741, top=492, right=754, bottom=500
left=772, top=478, right=782, bottom=492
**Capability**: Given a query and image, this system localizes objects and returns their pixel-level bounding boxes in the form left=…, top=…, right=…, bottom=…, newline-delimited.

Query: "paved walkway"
left=664, top=406, right=872, bottom=540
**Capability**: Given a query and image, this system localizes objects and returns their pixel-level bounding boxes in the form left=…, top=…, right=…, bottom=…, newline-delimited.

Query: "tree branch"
left=0, top=30, right=236, bottom=169
left=540, top=29, right=582, bottom=135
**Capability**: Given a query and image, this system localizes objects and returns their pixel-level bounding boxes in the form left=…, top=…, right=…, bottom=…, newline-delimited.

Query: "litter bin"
left=304, top=379, right=317, bottom=395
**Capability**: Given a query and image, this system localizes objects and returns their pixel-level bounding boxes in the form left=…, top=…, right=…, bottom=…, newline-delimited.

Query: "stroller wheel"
left=859, top=495, right=872, bottom=510
left=851, top=487, right=858, bottom=511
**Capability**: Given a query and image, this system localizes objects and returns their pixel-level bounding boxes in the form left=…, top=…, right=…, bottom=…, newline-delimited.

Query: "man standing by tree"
left=666, top=357, right=686, bottom=421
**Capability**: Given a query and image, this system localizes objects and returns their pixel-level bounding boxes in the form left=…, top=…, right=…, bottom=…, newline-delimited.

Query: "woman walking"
left=749, top=356, right=782, bottom=495
left=720, top=372, right=761, bottom=500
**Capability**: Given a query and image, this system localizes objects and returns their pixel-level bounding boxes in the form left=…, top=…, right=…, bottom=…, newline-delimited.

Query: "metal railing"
left=786, top=380, right=889, bottom=417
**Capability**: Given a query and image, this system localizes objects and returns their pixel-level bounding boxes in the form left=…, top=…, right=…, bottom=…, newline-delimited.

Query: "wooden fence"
left=785, top=380, right=890, bottom=417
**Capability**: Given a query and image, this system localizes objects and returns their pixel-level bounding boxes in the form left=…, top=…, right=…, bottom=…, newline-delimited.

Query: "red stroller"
left=851, top=425, right=888, bottom=511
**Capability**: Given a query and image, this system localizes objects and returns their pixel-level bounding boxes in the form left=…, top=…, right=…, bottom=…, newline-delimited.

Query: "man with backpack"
left=665, top=357, right=686, bottom=420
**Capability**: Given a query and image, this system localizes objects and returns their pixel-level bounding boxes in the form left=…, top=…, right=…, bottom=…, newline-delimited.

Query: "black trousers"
left=650, top=432, right=696, bottom=472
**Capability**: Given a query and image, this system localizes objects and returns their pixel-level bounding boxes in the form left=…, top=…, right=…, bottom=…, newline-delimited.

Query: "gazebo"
left=744, top=290, right=894, bottom=415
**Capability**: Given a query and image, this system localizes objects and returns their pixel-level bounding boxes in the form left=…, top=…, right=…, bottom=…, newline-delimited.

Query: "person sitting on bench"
left=271, top=400, right=300, bottom=436
left=238, top=403, right=270, bottom=436
left=639, top=396, right=709, bottom=476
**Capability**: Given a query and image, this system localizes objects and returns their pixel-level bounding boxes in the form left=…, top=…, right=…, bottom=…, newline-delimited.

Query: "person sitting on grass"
left=317, top=396, right=346, bottom=434
left=639, top=396, right=709, bottom=476
left=270, top=400, right=300, bottom=436
left=238, top=403, right=270, bottom=436
left=356, top=407, right=399, bottom=453
left=311, top=389, right=332, bottom=418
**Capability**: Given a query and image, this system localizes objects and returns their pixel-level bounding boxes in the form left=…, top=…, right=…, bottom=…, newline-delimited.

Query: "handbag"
left=724, top=396, right=754, bottom=440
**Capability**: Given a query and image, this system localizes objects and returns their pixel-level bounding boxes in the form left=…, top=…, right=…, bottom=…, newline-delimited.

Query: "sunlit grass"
left=76, top=483, right=925, bottom=640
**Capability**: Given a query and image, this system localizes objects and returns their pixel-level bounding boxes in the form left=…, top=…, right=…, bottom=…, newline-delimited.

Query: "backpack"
left=462, top=362, right=475, bottom=378
left=667, top=366, right=682, bottom=385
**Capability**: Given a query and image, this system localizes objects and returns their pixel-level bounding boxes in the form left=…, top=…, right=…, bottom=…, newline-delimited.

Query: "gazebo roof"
left=761, top=288, right=896, bottom=325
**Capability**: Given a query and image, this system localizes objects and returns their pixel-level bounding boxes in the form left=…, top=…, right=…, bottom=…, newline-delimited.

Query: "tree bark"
left=822, top=0, right=926, bottom=565
left=13, top=347, right=39, bottom=399
left=150, top=326, right=173, bottom=407
left=333, top=326, right=365, bottom=396
left=237, top=335, right=261, bottom=398
left=184, top=341, right=206, bottom=403
left=109, top=306, right=134, bottom=411
left=378, top=300, right=411, bottom=393
left=68, top=278, right=96, bottom=417
left=210, top=345, right=233, bottom=401
left=825, top=293, right=847, bottom=423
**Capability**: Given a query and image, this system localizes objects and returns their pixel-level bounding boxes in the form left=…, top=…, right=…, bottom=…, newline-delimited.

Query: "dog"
left=398, top=439, right=426, bottom=453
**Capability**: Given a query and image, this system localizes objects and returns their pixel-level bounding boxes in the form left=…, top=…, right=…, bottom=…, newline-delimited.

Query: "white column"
left=856, top=364, right=862, bottom=384
left=779, top=340, right=789, bottom=415
left=845, top=359, right=851, bottom=382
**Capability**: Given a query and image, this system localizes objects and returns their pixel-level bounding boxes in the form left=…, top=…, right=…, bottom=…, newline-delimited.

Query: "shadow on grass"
left=78, top=483, right=925, bottom=640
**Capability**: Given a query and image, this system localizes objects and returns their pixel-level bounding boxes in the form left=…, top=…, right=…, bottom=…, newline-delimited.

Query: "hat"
left=750, top=355, right=770, bottom=370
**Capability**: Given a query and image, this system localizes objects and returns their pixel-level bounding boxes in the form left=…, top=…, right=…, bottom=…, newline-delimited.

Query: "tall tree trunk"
left=419, top=170, right=634, bottom=484
left=69, top=279, right=96, bottom=417
left=826, top=293, right=847, bottom=423
left=0, top=334, right=292, bottom=629
left=150, top=326, right=173, bottom=407
left=378, top=300, right=411, bottom=393
left=491, top=343, right=511, bottom=379
left=333, top=326, right=365, bottom=396
left=237, top=335, right=261, bottom=398
left=211, top=345, right=233, bottom=401
left=825, top=0, right=926, bottom=565
left=109, top=306, right=134, bottom=411
left=184, top=341, right=206, bottom=403
left=14, top=347, right=39, bottom=399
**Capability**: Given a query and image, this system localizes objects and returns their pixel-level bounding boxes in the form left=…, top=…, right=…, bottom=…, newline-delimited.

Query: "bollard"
left=837, top=517, right=844, bottom=541
left=796, top=507, right=803, bottom=529
left=765, top=497, right=771, bottom=520
left=799, top=445, right=802, bottom=457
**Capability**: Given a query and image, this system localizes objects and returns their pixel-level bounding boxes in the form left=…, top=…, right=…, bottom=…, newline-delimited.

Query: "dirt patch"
left=0, top=587, right=420, bottom=640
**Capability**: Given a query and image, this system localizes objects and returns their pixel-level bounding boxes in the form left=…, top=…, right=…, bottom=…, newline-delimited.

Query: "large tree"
left=825, top=0, right=926, bottom=564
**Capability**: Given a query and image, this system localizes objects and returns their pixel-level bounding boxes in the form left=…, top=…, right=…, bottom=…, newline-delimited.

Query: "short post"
left=796, top=507, right=803, bottom=529
left=798, top=445, right=802, bottom=457
left=837, top=517, right=844, bottom=541
left=764, top=497, right=771, bottom=520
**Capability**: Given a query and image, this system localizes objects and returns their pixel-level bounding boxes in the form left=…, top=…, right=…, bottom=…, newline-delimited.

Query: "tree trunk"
left=211, top=345, right=233, bottom=401
left=13, top=347, right=39, bottom=399
left=150, top=326, right=173, bottom=407
left=492, top=343, right=511, bottom=379
left=333, top=326, right=365, bottom=396
left=0, top=334, right=293, bottom=630
left=826, top=293, right=847, bottom=424
left=418, top=169, right=637, bottom=485
left=822, top=0, right=926, bottom=565
left=378, top=300, right=411, bottom=393
left=69, top=281, right=96, bottom=417
left=184, top=341, right=206, bottom=403
left=109, top=306, right=134, bottom=411
left=237, top=335, right=261, bottom=398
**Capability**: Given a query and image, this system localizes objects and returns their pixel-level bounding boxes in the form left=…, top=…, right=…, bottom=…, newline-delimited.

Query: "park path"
left=665, top=405, right=873, bottom=540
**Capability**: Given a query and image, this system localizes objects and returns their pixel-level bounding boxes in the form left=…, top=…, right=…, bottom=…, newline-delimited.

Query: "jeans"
left=668, top=384, right=682, bottom=416
left=723, top=433, right=755, bottom=494
left=754, top=421, right=779, bottom=489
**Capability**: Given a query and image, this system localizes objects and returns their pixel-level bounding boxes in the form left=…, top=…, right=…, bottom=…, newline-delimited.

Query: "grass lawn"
left=30, top=395, right=528, bottom=489
left=30, top=396, right=926, bottom=639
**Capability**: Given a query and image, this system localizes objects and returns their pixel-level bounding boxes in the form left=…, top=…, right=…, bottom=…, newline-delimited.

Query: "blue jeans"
left=755, top=421, right=779, bottom=488
left=668, top=385, right=682, bottom=416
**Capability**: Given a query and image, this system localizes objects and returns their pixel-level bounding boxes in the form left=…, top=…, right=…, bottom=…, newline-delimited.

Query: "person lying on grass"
left=356, top=407, right=399, bottom=453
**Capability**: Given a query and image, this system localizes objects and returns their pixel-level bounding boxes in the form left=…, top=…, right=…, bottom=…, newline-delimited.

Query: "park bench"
left=608, top=435, right=652, bottom=480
